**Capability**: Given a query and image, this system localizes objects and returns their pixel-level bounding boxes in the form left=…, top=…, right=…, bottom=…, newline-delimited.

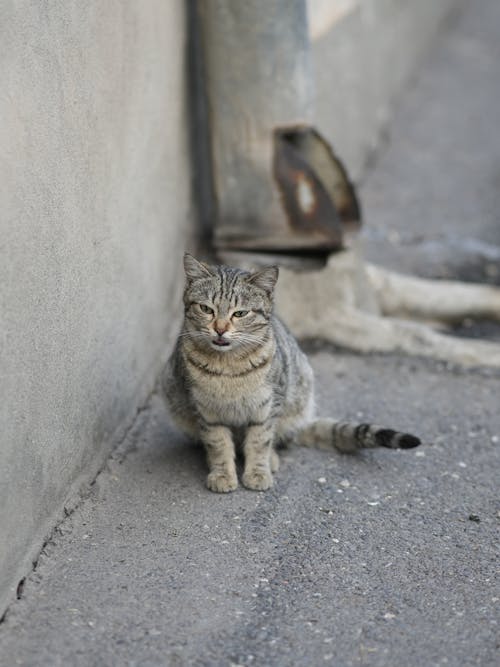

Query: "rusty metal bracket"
left=273, top=125, right=361, bottom=251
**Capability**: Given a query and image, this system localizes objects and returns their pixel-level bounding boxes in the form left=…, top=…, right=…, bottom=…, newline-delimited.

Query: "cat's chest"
left=189, top=365, right=272, bottom=425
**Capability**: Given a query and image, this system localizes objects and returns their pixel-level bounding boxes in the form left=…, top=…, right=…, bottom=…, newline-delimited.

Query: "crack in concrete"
left=0, top=385, right=158, bottom=624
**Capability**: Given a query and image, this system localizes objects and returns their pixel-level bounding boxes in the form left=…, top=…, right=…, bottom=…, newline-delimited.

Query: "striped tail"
left=295, top=419, right=420, bottom=453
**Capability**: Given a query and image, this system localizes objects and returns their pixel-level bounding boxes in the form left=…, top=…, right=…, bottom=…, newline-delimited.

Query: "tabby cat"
left=162, top=254, right=420, bottom=493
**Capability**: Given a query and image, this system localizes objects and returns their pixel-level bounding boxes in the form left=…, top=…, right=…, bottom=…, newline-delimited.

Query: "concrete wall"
left=309, top=0, right=459, bottom=178
left=0, top=1, right=192, bottom=614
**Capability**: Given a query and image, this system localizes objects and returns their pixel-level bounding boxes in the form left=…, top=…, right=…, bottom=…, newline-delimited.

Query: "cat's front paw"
left=206, top=471, right=238, bottom=493
left=242, top=469, right=273, bottom=491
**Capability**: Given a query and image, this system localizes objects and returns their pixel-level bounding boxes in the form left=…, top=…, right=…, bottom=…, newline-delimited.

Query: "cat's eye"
left=232, top=310, right=249, bottom=318
left=199, top=304, right=214, bottom=315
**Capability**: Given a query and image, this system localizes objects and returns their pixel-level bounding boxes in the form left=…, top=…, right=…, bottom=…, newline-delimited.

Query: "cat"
left=162, top=253, right=420, bottom=493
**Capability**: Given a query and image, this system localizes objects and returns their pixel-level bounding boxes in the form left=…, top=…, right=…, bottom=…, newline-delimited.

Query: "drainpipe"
left=198, top=0, right=360, bottom=255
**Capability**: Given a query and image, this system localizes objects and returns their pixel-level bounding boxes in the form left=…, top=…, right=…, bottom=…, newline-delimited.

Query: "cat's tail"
left=294, top=419, right=420, bottom=452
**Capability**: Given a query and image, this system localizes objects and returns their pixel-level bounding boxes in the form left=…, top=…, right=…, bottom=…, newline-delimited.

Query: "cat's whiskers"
left=178, top=330, right=210, bottom=339
left=230, top=333, right=270, bottom=357
left=232, top=331, right=263, bottom=342
left=232, top=333, right=264, bottom=347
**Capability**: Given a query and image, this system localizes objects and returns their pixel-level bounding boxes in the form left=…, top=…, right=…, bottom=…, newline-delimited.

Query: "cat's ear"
left=246, top=266, right=279, bottom=296
left=183, top=253, right=213, bottom=281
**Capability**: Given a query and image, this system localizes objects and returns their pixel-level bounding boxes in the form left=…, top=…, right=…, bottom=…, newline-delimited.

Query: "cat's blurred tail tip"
left=399, top=434, right=421, bottom=449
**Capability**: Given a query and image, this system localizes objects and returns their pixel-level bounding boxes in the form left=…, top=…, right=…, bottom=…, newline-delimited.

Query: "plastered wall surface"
left=310, top=0, right=458, bottom=178
left=0, top=1, right=191, bottom=613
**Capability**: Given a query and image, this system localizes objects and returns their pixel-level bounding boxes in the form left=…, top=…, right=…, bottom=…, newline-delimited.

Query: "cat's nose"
left=214, top=321, right=229, bottom=336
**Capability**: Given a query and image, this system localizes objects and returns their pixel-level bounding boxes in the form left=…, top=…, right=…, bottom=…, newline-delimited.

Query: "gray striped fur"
left=162, top=254, right=420, bottom=492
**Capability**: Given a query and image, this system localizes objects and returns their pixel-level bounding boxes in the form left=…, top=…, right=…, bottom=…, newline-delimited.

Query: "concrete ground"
left=1, top=1, right=499, bottom=666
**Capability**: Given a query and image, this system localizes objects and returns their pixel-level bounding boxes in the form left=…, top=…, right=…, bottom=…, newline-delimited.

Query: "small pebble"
left=148, top=628, right=161, bottom=636
left=317, top=477, right=327, bottom=484
left=468, top=514, right=480, bottom=523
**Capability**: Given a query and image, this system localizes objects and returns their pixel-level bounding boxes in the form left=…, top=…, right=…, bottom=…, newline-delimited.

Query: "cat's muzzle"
left=212, top=335, right=231, bottom=348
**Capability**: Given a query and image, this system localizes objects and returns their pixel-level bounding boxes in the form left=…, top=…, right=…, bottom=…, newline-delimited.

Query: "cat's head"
left=181, top=253, right=279, bottom=354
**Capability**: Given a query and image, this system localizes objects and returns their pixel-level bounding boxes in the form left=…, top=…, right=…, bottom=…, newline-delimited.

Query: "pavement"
left=1, top=1, right=499, bottom=666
